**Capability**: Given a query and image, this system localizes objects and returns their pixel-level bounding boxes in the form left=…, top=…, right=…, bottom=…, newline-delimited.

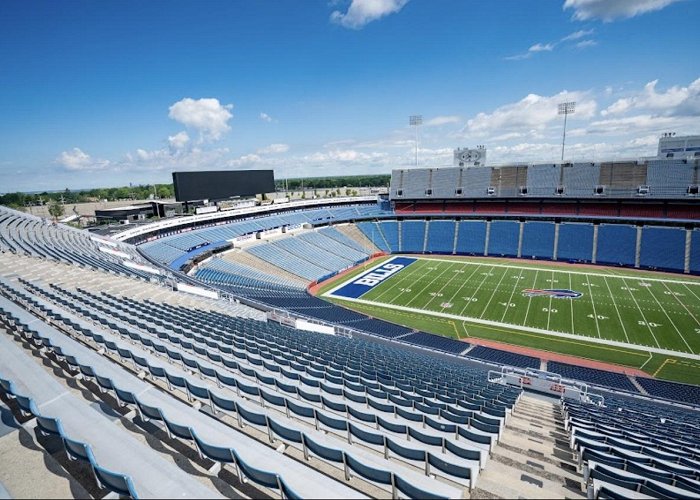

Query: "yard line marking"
left=369, top=258, right=426, bottom=302
left=681, top=282, right=700, bottom=303
left=568, top=273, right=576, bottom=335
left=406, top=255, right=700, bottom=286
left=424, top=261, right=475, bottom=310
left=500, top=268, right=524, bottom=323
left=620, top=277, right=661, bottom=349
left=522, top=270, right=539, bottom=327
left=458, top=265, right=496, bottom=316
left=584, top=273, right=602, bottom=338
left=331, top=294, right=700, bottom=360
left=660, top=281, right=700, bottom=341
left=404, top=261, right=458, bottom=308
left=547, top=271, right=555, bottom=331
left=479, top=266, right=510, bottom=319
left=443, top=263, right=484, bottom=310
left=641, top=280, right=693, bottom=354
left=602, top=275, right=630, bottom=344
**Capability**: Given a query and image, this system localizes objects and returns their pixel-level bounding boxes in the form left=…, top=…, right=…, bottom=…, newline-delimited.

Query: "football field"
left=322, top=255, right=700, bottom=383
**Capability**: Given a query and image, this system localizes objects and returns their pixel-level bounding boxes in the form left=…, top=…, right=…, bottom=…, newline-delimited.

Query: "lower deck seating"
left=639, top=226, right=686, bottom=271
left=565, top=395, right=700, bottom=500
left=548, top=362, right=638, bottom=392
left=596, top=225, right=636, bottom=266
left=487, top=221, right=519, bottom=257
left=466, top=346, right=540, bottom=369
left=557, top=223, right=594, bottom=262
left=400, top=332, right=468, bottom=355
left=635, top=377, right=700, bottom=406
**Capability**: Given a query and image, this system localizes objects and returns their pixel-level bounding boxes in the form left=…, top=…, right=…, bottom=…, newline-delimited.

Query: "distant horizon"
left=5, top=143, right=697, bottom=197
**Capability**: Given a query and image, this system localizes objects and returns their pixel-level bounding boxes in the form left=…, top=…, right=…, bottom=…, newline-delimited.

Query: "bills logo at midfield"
left=522, top=288, right=583, bottom=299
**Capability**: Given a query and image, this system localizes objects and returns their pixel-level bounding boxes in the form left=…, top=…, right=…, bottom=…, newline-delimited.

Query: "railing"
left=488, top=366, right=604, bottom=405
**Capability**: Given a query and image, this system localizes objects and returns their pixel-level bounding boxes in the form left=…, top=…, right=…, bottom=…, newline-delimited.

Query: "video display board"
left=172, top=170, right=275, bottom=201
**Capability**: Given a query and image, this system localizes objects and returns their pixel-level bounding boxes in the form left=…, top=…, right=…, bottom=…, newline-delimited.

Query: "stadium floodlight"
left=409, top=115, right=422, bottom=166
left=558, top=101, right=575, bottom=163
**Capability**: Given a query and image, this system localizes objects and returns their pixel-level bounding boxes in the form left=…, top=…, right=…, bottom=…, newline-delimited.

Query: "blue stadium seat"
left=521, top=222, right=555, bottom=260
left=640, top=226, right=686, bottom=271
left=487, top=221, right=519, bottom=257
left=426, top=220, right=456, bottom=254
left=557, top=223, right=594, bottom=262
left=455, top=221, right=486, bottom=255
left=597, top=225, right=637, bottom=266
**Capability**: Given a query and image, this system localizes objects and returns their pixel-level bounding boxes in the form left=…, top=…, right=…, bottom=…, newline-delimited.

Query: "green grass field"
left=321, top=256, right=700, bottom=384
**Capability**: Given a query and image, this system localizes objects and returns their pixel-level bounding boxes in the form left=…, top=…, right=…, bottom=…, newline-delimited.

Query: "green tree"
left=47, top=200, right=65, bottom=221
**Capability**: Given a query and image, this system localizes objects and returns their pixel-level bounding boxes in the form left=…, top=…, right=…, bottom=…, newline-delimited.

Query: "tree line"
left=0, top=184, right=175, bottom=209
left=1, top=174, right=391, bottom=210
left=275, top=174, right=390, bottom=190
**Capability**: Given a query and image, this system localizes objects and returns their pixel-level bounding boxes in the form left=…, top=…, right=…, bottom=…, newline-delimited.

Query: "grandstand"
left=1, top=153, right=700, bottom=499
left=391, top=157, right=700, bottom=201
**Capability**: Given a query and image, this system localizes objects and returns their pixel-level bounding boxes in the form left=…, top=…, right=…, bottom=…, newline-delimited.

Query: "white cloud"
left=168, top=97, right=233, bottom=141
left=575, top=39, right=598, bottom=49
left=487, top=136, right=667, bottom=164
left=529, top=43, right=554, bottom=53
left=463, top=90, right=597, bottom=137
left=587, top=113, right=698, bottom=135
left=259, top=112, right=274, bottom=123
left=507, top=28, right=599, bottom=61
left=506, top=45, right=546, bottom=60
left=228, top=154, right=263, bottom=168
left=167, top=131, right=190, bottom=150
left=602, top=78, right=700, bottom=116
left=563, top=0, right=682, bottom=21
left=57, top=148, right=110, bottom=171
left=561, top=29, right=595, bottom=41
left=50, top=78, right=699, bottom=184
left=123, top=145, right=230, bottom=172
left=506, top=41, right=558, bottom=60
left=256, top=143, right=290, bottom=154
left=331, top=0, right=409, bottom=29
left=424, top=115, right=461, bottom=127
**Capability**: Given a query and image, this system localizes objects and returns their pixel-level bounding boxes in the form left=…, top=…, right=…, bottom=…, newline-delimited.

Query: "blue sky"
left=1, top=0, right=698, bottom=192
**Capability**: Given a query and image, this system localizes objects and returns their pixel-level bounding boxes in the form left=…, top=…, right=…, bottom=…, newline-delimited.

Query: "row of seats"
left=396, top=200, right=700, bottom=220
left=565, top=397, right=700, bottom=499
left=0, top=206, right=154, bottom=281
left=139, top=203, right=393, bottom=266
left=2, top=278, right=533, bottom=497
left=1, top=280, right=463, bottom=498
left=390, top=160, right=700, bottom=200
left=355, top=219, right=697, bottom=272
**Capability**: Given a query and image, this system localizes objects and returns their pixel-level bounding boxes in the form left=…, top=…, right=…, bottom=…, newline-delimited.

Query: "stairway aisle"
left=472, top=394, right=585, bottom=499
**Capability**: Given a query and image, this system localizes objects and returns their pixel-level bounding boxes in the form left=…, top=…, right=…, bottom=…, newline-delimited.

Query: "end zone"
left=324, top=256, right=417, bottom=299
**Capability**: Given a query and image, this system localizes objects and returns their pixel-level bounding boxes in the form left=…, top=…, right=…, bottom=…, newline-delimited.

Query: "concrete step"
left=476, top=394, right=585, bottom=500
left=475, top=460, right=584, bottom=499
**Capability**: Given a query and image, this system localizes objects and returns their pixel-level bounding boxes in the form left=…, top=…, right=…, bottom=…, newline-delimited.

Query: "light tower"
left=558, top=101, right=575, bottom=163
left=409, top=115, right=422, bottom=166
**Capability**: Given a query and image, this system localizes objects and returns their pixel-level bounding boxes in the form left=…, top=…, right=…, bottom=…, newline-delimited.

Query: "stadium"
left=1, top=133, right=699, bottom=499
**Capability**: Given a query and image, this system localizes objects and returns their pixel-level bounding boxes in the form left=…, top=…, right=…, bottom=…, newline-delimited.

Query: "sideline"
left=329, top=293, right=700, bottom=361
